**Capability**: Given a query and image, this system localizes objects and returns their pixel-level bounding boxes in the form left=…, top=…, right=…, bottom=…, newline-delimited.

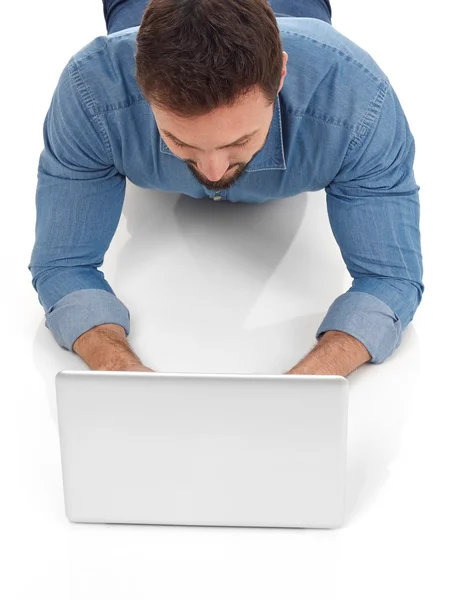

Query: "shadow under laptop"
left=32, top=179, right=421, bottom=527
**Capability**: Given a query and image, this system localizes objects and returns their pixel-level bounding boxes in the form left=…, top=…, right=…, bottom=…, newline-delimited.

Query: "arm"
left=286, top=330, right=370, bottom=377
left=289, top=81, right=424, bottom=375
left=28, top=57, right=148, bottom=370
left=73, top=324, right=153, bottom=371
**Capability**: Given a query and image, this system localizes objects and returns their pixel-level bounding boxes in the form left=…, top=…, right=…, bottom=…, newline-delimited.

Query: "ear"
left=278, top=52, right=289, bottom=92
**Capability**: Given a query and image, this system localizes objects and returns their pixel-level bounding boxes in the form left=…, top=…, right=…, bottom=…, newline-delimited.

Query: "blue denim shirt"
left=29, top=18, right=424, bottom=364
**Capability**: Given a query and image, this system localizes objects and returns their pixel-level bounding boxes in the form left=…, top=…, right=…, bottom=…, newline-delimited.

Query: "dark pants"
left=103, top=0, right=332, bottom=35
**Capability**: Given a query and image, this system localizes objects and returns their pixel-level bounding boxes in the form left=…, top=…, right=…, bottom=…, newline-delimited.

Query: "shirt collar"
left=159, top=94, right=286, bottom=173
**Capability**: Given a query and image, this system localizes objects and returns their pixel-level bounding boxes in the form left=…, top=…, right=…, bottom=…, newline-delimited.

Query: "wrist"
left=73, top=323, right=142, bottom=371
left=287, top=330, right=371, bottom=377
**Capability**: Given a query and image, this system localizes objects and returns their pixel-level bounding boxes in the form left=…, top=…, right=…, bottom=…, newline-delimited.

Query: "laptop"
left=55, top=371, right=349, bottom=529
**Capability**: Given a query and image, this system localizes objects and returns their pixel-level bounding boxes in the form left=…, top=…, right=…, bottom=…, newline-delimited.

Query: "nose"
left=197, top=157, right=230, bottom=182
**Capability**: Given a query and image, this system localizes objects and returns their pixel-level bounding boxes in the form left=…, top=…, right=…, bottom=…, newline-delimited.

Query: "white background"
left=2, top=1, right=461, bottom=598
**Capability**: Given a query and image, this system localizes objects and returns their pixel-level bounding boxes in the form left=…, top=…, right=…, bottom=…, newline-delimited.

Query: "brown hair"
left=135, top=0, right=283, bottom=118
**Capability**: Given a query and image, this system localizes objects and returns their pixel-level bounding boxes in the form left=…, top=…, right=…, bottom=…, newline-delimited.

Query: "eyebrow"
left=160, top=128, right=260, bottom=150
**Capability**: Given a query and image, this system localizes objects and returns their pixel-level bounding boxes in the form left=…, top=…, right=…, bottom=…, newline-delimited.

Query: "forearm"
left=286, top=330, right=372, bottom=377
left=73, top=323, right=143, bottom=371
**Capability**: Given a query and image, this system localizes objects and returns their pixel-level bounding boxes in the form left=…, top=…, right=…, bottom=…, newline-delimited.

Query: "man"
left=29, top=0, right=424, bottom=377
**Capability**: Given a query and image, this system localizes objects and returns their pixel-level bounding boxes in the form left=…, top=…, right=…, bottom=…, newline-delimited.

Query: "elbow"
left=351, top=275, right=424, bottom=330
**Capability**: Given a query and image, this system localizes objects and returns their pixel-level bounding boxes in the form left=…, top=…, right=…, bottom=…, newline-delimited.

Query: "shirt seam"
left=279, top=29, right=387, bottom=86
left=344, top=79, right=390, bottom=160
left=67, top=58, right=115, bottom=163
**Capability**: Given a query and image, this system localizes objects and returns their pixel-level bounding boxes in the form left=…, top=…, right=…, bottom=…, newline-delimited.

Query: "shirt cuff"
left=45, top=289, right=130, bottom=351
left=315, top=291, right=402, bottom=364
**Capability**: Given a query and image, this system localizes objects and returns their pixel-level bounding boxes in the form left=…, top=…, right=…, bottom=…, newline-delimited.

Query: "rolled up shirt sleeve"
left=315, top=81, right=424, bottom=364
left=28, top=58, right=130, bottom=351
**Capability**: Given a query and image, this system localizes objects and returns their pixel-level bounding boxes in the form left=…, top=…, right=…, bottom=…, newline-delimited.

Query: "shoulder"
left=278, top=18, right=389, bottom=84
left=278, top=19, right=391, bottom=135
left=65, top=27, right=143, bottom=116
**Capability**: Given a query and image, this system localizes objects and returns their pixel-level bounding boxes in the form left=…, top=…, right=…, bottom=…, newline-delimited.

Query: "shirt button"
left=213, top=195, right=222, bottom=201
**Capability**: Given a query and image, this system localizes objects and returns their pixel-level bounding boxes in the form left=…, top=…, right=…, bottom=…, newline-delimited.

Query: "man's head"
left=135, top=0, right=288, bottom=191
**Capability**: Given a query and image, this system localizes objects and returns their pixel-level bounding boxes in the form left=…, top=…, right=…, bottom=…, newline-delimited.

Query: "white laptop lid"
left=55, top=371, right=349, bottom=529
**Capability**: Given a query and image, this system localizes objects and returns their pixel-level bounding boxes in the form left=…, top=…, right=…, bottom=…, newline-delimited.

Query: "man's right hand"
left=118, top=364, right=155, bottom=372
